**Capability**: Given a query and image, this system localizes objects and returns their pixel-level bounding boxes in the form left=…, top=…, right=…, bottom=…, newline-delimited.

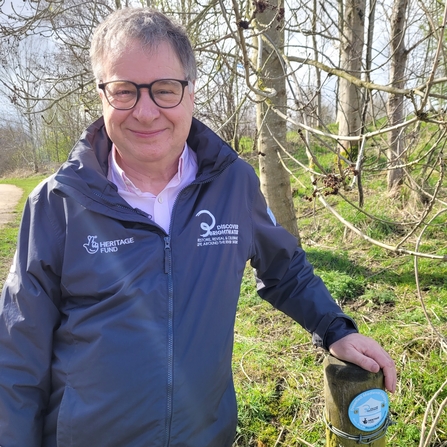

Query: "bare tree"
left=0, top=117, right=29, bottom=176
left=251, top=0, right=300, bottom=239
left=387, top=0, right=410, bottom=194
left=336, top=0, right=366, bottom=162
left=0, top=36, right=49, bottom=172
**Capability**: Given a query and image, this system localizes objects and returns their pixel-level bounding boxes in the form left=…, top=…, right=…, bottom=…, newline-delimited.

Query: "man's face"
left=99, top=41, right=194, bottom=172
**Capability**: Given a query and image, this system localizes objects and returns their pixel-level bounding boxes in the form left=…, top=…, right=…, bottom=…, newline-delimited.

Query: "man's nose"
left=132, top=88, right=160, bottom=119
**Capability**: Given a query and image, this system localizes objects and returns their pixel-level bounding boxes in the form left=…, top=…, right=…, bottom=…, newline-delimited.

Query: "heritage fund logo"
left=195, top=210, right=239, bottom=247
left=83, top=235, right=135, bottom=254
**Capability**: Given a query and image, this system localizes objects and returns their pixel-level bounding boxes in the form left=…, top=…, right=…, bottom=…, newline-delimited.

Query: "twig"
left=396, top=152, right=445, bottom=249
left=414, top=208, right=447, bottom=350
left=239, top=347, right=256, bottom=382
left=419, top=377, right=447, bottom=447
left=316, top=193, right=447, bottom=260
left=417, top=0, right=447, bottom=113
left=271, top=105, right=419, bottom=143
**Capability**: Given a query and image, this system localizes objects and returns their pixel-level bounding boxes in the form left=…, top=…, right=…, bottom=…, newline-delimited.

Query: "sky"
left=0, top=0, right=32, bottom=15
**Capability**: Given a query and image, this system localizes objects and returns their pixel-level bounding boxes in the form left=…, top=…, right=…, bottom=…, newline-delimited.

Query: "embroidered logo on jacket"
left=83, top=235, right=135, bottom=254
left=195, top=210, right=238, bottom=247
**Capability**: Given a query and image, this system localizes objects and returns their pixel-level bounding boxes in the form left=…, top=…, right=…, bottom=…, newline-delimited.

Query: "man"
left=0, top=7, right=396, bottom=447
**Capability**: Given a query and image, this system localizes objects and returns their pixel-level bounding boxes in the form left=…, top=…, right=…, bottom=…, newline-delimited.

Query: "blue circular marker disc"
left=348, top=389, right=389, bottom=432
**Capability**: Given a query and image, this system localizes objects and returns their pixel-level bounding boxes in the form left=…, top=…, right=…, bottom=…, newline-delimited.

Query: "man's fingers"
left=329, top=333, right=397, bottom=393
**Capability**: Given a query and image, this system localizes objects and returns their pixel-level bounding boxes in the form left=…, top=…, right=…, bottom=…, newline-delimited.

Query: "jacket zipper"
left=162, top=158, right=238, bottom=446
left=163, top=235, right=174, bottom=447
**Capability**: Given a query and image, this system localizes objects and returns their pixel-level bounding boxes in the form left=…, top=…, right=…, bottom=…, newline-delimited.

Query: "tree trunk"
left=387, top=0, right=409, bottom=194
left=253, top=0, right=300, bottom=242
left=312, top=0, right=322, bottom=127
left=361, top=0, right=376, bottom=132
left=25, top=97, right=39, bottom=174
left=337, top=0, right=366, bottom=162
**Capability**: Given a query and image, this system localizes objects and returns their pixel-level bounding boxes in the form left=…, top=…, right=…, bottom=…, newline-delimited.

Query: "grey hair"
left=90, top=8, right=197, bottom=83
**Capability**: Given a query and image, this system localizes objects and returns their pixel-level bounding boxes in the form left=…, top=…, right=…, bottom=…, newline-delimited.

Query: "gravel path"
left=0, top=184, right=24, bottom=228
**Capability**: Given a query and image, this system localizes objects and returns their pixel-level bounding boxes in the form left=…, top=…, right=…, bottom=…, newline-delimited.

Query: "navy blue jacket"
left=0, top=117, right=356, bottom=446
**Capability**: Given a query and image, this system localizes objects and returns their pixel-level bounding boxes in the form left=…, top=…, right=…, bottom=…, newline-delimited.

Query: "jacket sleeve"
left=248, top=175, right=357, bottom=349
left=0, top=185, right=62, bottom=446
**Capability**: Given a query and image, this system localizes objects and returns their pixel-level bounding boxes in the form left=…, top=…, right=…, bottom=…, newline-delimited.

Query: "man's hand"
left=329, top=333, right=397, bottom=393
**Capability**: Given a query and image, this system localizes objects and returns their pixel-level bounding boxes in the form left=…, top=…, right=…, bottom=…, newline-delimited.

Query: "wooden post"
left=323, top=355, right=387, bottom=446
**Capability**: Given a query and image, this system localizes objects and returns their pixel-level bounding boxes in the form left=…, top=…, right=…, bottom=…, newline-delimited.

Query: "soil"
left=0, top=184, right=23, bottom=228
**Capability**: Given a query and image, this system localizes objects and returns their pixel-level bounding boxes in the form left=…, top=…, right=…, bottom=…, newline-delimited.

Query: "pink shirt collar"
left=107, top=143, right=198, bottom=233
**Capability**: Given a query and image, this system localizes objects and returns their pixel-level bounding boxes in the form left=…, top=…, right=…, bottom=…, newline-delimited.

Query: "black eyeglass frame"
left=98, top=79, right=191, bottom=110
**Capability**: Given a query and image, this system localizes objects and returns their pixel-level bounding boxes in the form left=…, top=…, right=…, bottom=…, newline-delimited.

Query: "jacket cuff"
left=312, top=313, right=358, bottom=350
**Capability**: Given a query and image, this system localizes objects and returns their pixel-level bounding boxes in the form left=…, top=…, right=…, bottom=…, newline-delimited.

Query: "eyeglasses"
left=98, top=79, right=191, bottom=110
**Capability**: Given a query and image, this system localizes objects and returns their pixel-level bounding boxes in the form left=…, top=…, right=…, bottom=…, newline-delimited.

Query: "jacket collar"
left=51, top=116, right=238, bottom=213
left=187, top=117, right=238, bottom=181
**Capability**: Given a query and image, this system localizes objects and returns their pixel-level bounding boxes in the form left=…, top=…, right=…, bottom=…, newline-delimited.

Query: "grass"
left=1, top=167, right=446, bottom=447
left=234, top=252, right=447, bottom=446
